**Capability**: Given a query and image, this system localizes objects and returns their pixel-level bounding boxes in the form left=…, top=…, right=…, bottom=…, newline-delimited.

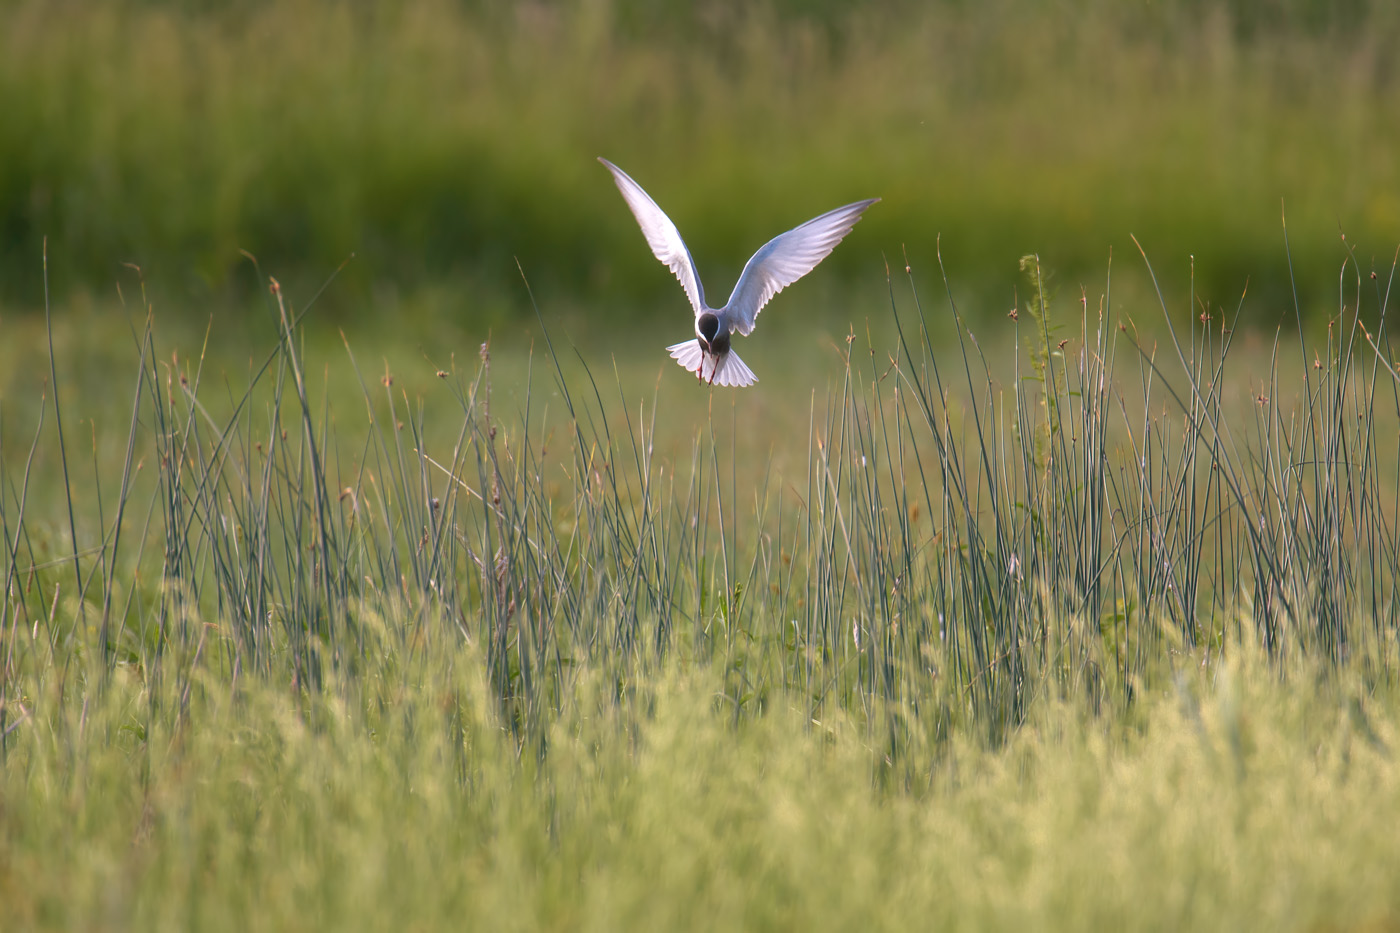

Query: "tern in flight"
left=599, top=158, right=877, bottom=387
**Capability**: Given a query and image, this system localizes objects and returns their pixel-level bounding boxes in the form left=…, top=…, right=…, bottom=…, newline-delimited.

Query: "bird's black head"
left=696, top=312, right=722, bottom=350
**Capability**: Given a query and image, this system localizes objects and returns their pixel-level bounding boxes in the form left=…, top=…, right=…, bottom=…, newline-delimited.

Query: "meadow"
left=4, top=240, right=1400, bottom=928
left=6, top=0, right=1400, bottom=929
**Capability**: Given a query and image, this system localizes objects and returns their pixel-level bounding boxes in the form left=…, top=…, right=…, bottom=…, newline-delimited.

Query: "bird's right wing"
left=600, top=158, right=706, bottom=318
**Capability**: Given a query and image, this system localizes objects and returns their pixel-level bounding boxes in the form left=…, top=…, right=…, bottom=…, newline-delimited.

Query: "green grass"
left=8, top=5, right=1400, bottom=924
left=4, top=236, right=1400, bottom=927
left=6, top=638, right=1400, bottom=930
left=2, top=0, right=1399, bottom=320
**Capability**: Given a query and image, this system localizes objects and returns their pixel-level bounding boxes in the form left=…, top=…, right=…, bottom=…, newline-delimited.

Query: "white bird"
left=599, top=158, right=877, bottom=387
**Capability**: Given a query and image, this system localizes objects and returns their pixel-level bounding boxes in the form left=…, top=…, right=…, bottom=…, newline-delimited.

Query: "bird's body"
left=599, top=158, right=877, bottom=387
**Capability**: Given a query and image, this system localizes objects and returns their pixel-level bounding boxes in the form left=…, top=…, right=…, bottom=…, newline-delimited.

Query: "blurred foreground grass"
left=2, top=0, right=1399, bottom=322
left=6, top=637, right=1400, bottom=930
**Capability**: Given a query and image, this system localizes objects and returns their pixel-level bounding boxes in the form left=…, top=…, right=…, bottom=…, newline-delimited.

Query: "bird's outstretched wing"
left=665, top=341, right=758, bottom=387
left=600, top=158, right=706, bottom=317
left=723, top=198, right=878, bottom=336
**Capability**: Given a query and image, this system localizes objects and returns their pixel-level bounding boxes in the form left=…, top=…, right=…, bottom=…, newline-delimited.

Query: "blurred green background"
left=2, top=0, right=1398, bottom=327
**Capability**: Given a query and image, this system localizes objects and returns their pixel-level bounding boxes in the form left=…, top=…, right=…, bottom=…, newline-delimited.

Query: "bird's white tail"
left=667, top=340, right=705, bottom=374
left=711, top=350, right=757, bottom=387
left=666, top=341, right=758, bottom=388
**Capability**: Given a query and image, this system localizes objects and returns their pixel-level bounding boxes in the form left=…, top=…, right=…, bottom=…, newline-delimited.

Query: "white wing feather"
left=600, top=158, right=707, bottom=318
left=724, top=198, right=878, bottom=335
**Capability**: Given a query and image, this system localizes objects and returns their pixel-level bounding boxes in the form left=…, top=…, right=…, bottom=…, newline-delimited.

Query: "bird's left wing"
left=600, top=158, right=707, bottom=318
left=723, top=198, right=877, bottom=336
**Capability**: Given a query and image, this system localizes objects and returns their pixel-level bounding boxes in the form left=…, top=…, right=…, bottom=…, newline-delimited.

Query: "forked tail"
left=665, top=341, right=758, bottom=388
